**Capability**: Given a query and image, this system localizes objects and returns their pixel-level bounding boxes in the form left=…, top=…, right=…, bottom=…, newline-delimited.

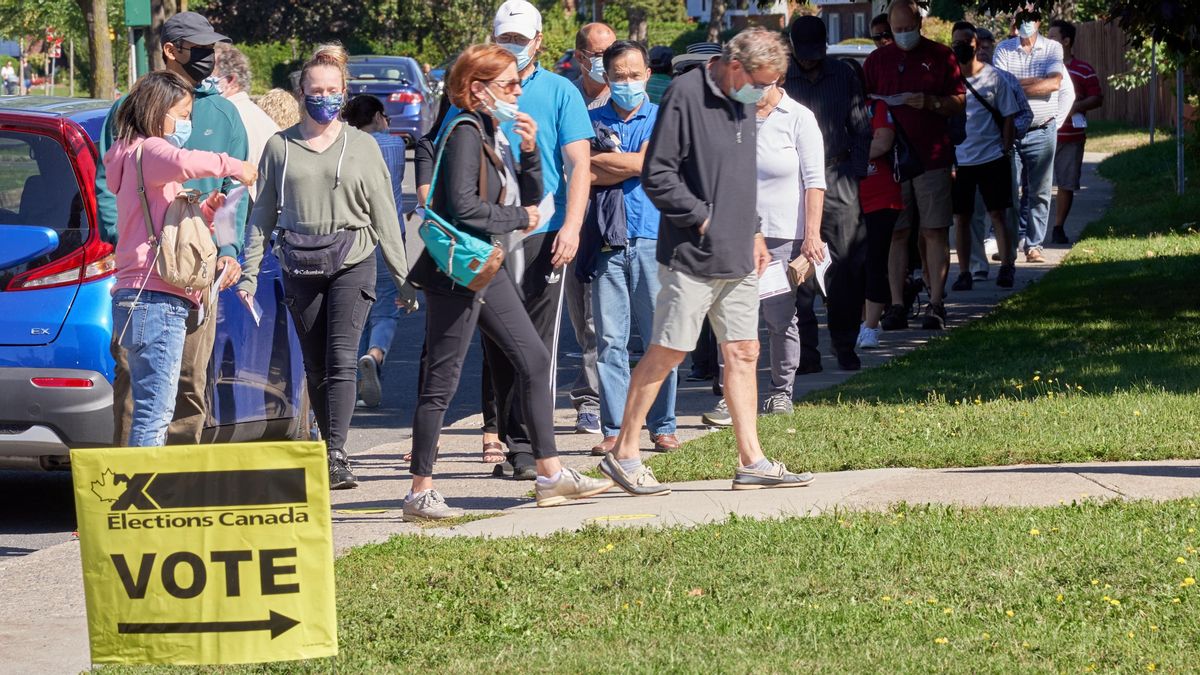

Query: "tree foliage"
left=967, top=0, right=1199, bottom=54
left=204, top=0, right=371, bottom=44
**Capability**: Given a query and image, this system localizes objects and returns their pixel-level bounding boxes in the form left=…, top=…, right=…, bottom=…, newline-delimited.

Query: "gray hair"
left=722, top=27, right=789, bottom=74
left=214, top=43, right=252, bottom=94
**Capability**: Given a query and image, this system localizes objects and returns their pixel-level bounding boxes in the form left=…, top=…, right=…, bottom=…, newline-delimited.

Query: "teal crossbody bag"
left=419, top=115, right=505, bottom=291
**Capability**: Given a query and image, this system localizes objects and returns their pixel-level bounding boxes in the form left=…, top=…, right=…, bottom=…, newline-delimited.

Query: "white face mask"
left=1018, top=21, right=1038, bottom=39
left=501, top=41, right=534, bottom=71
left=894, top=29, right=920, bottom=51
left=587, top=55, right=606, bottom=84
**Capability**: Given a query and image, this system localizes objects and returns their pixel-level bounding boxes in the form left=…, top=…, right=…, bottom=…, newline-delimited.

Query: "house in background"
left=686, top=0, right=790, bottom=28
left=813, top=0, right=890, bottom=43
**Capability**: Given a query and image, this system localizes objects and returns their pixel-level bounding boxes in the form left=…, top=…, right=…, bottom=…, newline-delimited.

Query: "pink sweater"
left=105, top=136, right=242, bottom=306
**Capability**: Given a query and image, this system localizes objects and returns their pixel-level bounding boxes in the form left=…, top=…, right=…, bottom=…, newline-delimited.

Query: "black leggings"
left=411, top=270, right=558, bottom=477
left=283, top=254, right=376, bottom=456
left=864, top=209, right=900, bottom=305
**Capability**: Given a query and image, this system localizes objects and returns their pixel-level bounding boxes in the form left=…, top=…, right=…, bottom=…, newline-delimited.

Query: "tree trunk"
left=628, top=6, right=648, bottom=43
left=595, top=0, right=606, bottom=23
left=147, top=0, right=179, bottom=71
left=77, top=0, right=115, bottom=99
left=708, top=0, right=727, bottom=43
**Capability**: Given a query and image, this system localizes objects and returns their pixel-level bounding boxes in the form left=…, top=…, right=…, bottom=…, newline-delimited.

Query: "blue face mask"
left=610, top=80, right=646, bottom=110
left=165, top=115, right=191, bottom=148
left=304, top=93, right=344, bottom=124
left=729, top=82, right=766, bottom=105
left=1018, top=21, right=1038, bottom=39
left=501, top=41, right=534, bottom=71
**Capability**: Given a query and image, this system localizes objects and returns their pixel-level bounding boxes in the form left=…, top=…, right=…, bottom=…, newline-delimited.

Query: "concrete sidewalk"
left=0, top=155, right=1126, bottom=674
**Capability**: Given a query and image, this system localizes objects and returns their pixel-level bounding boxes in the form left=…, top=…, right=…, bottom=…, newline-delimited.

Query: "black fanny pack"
left=278, top=229, right=357, bottom=278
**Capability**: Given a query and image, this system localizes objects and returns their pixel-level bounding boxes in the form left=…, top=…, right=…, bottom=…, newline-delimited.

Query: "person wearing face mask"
left=863, top=0, right=966, bottom=332
left=438, top=0, right=595, bottom=480
left=406, top=44, right=615, bottom=519
left=583, top=41, right=680, bottom=459
left=992, top=9, right=1065, bottom=264
left=1048, top=19, right=1103, bottom=246
left=239, top=44, right=417, bottom=490
left=598, top=28, right=814, bottom=497
left=783, top=15, right=872, bottom=373
left=103, top=71, right=258, bottom=446
left=574, top=22, right=616, bottom=110
left=95, top=11, right=251, bottom=447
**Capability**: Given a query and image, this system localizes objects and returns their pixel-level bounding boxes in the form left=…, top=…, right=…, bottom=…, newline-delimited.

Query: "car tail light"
left=388, top=91, right=423, bottom=104
left=31, top=377, right=94, bottom=388
left=6, top=236, right=116, bottom=291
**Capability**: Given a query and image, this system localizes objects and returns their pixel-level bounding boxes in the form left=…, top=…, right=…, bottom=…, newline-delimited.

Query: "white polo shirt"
left=228, top=91, right=281, bottom=200
left=755, top=92, right=826, bottom=241
left=993, top=34, right=1065, bottom=127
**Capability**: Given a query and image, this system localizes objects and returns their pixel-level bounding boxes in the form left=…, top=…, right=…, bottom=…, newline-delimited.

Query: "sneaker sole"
left=330, top=478, right=358, bottom=490
left=701, top=415, right=733, bottom=427
left=598, top=461, right=673, bottom=497
left=731, top=476, right=816, bottom=491
left=536, top=480, right=616, bottom=507
left=357, top=356, right=382, bottom=408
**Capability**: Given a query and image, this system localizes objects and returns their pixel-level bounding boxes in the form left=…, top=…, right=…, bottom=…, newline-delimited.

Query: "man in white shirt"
left=950, top=21, right=1021, bottom=292
left=1, top=61, right=16, bottom=95
left=212, top=44, right=280, bottom=201
left=992, top=8, right=1063, bottom=263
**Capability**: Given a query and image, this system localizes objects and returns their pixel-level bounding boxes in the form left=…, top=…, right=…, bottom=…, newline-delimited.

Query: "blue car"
left=0, top=97, right=308, bottom=470
left=346, top=55, right=436, bottom=144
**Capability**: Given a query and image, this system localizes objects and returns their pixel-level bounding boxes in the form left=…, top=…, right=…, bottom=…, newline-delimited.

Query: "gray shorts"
left=896, top=167, right=954, bottom=230
left=1054, top=140, right=1084, bottom=191
left=651, top=265, right=760, bottom=351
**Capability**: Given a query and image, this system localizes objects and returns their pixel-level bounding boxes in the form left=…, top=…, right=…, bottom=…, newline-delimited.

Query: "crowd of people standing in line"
left=97, top=1, right=1101, bottom=521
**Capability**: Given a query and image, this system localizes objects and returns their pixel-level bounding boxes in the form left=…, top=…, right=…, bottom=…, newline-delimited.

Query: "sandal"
left=481, top=441, right=506, bottom=464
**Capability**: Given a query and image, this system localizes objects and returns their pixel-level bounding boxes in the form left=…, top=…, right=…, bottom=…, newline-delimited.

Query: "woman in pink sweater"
left=104, top=70, right=256, bottom=447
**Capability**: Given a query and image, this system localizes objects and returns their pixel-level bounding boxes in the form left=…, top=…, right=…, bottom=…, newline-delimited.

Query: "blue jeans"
left=111, top=289, right=190, bottom=447
left=593, top=238, right=677, bottom=438
left=359, top=248, right=399, bottom=360
left=1013, top=122, right=1057, bottom=252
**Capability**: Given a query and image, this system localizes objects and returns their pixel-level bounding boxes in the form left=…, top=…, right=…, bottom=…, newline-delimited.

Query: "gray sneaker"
left=702, top=399, right=733, bottom=427
left=732, top=459, right=815, bottom=491
left=598, top=453, right=672, bottom=497
left=535, top=468, right=614, bottom=507
left=402, top=489, right=464, bottom=522
left=762, top=393, right=794, bottom=415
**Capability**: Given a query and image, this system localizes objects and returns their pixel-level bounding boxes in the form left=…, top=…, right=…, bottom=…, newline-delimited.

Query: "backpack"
left=135, top=144, right=218, bottom=296
left=418, top=114, right=505, bottom=292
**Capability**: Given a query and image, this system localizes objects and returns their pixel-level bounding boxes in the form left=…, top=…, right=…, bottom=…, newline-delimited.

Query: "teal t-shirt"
left=439, top=66, right=594, bottom=235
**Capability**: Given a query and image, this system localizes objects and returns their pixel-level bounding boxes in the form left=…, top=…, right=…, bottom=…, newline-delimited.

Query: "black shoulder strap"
left=963, top=75, right=1005, bottom=131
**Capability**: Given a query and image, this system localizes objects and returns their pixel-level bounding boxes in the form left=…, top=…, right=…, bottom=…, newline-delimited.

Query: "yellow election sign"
left=70, top=441, right=337, bottom=665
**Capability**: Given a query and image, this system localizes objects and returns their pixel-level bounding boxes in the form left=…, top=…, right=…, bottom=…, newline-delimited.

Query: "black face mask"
left=179, top=46, right=215, bottom=83
left=952, top=43, right=976, bottom=66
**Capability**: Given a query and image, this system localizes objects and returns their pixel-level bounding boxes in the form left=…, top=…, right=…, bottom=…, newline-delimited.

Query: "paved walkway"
left=8, top=153, right=1185, bottom=675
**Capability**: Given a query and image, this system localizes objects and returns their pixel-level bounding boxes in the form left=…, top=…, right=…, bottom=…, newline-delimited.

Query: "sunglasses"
left=871, top=32, right=893, bottom=42
left=488, top=78, right=521, bottom=94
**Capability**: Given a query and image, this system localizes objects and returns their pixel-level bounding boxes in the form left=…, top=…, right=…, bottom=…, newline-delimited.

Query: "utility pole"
left=69, top=40, right=75, bottom=96
left=1177, top=66, right=1186, bottom=196
left=126, top=0, right=152, bottom=78
left=1149, top=39, right=1157, bottom=144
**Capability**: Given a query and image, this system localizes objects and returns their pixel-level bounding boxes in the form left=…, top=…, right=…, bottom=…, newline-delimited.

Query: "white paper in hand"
left=212, top=185, right=248, bottom=249
left=239, top=292, right=263, bottom=327
left=814, top=244, right=833, bottom=297
left=757, top=260, right=790, bottom=300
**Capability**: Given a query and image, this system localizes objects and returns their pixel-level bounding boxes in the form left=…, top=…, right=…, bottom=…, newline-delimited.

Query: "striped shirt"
left=993, top=34, right=1065, bottom=127
left=371, top=131, right=409, bottom=218
left=783, top=56, right=872, bottom=178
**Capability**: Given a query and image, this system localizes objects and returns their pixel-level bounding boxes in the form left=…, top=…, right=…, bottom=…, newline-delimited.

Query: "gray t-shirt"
left=956, top=63, right=1022, bottom=167
left=575, top=78, right=611, bottom=111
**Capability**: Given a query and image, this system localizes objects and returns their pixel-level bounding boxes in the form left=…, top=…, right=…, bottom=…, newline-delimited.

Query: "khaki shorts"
left=896, top=167, right=953, bottom=230
left=1054, top=140, right=1084, bottom=191
left=651, top=265, right=760, bottom=351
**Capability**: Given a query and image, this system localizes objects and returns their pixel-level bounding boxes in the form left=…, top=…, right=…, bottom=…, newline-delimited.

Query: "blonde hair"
left=257, top=88, right=301, bottom=128
left=722, top=27, right=789, bottom=74
left=298, top=43, right=350, bottom=93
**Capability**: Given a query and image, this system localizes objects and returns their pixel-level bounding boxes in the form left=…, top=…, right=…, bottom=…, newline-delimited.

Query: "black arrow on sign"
left=117, top=611, right=300, bottom=639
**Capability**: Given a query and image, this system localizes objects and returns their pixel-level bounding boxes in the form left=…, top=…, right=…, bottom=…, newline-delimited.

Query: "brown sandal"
left=481, top=441, right=506, bottom=464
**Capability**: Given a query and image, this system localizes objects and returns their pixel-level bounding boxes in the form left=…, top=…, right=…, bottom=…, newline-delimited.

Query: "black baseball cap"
left=649, top=46, right=675, bottom=69
left=789, top=16, right=827, bottom=61
left=160, top=11, right=230, bottom=46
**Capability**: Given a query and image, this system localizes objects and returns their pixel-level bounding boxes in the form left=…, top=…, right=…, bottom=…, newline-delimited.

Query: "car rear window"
left=349, top=62, right=418, bottom=83
left=0, top=131, right=87, bottom=288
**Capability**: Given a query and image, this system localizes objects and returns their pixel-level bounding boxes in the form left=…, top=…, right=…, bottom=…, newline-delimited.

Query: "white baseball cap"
left=494, top=0, right=542, bottom=39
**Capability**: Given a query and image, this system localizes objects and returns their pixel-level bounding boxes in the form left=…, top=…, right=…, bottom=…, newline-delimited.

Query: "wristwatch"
left=932, top=96, right=943, bottom=111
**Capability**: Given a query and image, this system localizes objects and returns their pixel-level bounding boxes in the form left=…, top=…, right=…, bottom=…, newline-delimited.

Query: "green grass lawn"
left=111, top=500, right=1200, bottom=673
left=1084, top=120, right=1177, bottom=155
left=650, top=136, right=1200, bottom=483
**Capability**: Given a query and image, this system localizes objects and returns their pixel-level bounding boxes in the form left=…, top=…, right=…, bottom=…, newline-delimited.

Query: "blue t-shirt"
left=589, top=100, right=661, bottom=240
left=438, top=66, right=594, bottom=234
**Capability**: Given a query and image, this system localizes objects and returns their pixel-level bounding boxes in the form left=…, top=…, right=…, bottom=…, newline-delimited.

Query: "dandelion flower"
left=882, top=595, right=892, bottom=602
left=1181, top=577, right=1196, bottom=587
left=982, top=632, right=991, bottom=639
left=934, top=637, right=949, bottom=645
left=1056, top=594, right=1065, bottom=603
left=1029, top=528, right=1041, bottom=536
left=622, top=603, right=630, bottom=610
left=1150, top=625, right=1159, bottom=632
left=1033, top=375, right=1041, bottom=382
left=1110, top=599, right=1121, bottom=606
left=1172, top=597, right=1181, bottom=603
left=1177, top=557, right=1187, bottom=564
left=1006, top=610, right=1015, bottom=617
left=1092, top=579, right=1100, bottom=586
left=1134, top=411, right=1142, bottom=417
left=1128, top=631, right=1135, bottom=638
left=1147, top=664, right=1157, bottom=672
left=1022, top=641, right=1031, bottom=648
left=943, top=607, right=954, bottom=614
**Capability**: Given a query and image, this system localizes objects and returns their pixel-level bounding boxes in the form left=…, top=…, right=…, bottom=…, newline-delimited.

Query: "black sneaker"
left=836, top=350, right=861, bottom=371
left=880, top=304, right=908, bottom=331
left=796, top=360, right=824, bottom=375
left=1051, top=227, right=1071, bottom=245
left=951, top=272, right=973, bottom=292
left=328, top=450, right=358, bottom=490
left=996, top=264, right=1015, bottom=288
left=921, top=302, right=946, bottom=330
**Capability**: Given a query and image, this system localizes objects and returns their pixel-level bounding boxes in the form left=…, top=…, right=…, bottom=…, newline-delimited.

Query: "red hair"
left=447, top=44, right=517, bottom=111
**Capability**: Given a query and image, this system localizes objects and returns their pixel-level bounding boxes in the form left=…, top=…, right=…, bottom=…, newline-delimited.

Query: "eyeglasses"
left=488, top=79, right=521, bottom=94
left=871, top=32, right=893, bottom=42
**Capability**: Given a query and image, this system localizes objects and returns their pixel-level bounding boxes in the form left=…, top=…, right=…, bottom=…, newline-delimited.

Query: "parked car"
left=346, top=55, right=436, bottom=144
left=555, top=49, right=580, bottom=81
left=828, top=43, right=876, bottom=65
left=0, top=96, right=309, bottom=470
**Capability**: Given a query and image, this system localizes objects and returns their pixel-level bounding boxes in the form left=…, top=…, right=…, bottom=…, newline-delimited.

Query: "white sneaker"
left=984, top=237, right=999, bottom=258
left=856, top=323, right=881, bottom=350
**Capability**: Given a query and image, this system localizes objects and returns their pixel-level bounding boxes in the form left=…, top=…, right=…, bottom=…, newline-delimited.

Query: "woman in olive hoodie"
left=238, top=44, right=416, bottom=490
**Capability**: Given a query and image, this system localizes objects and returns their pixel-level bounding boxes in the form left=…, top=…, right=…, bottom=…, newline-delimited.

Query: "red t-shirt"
left=1058, top=58, right=1102, bottom=144
left=863, top=38, right=965, bottom=171
left=860, top=99, right=903, bottom=214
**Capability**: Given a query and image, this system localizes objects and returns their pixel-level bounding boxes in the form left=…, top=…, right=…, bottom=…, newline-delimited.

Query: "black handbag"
left=888, top=110, right=926, bottom=184
left=274, top=133, right=359, bottom=278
